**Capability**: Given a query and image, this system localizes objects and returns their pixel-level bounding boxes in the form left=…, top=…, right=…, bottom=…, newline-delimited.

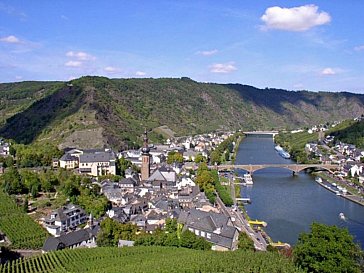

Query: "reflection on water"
left=236, top=135, right=364, bottom=247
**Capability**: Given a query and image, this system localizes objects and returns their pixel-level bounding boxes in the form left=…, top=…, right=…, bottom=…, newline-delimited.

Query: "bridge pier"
left=292, top=171, right=297, bottom=176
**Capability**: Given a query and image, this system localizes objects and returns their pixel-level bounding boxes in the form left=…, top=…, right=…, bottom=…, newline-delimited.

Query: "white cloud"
left=210, top=62, right=237, bottom=73
left=104, top=66, right=120, bottom=73
left=354, top=45, right=364, bottom=51
left=197, top=49, right=218, bottom=56
left=0, top=35, right=21, bottom=44
left=65, top=60, right=82, bottom=67
left=66, top=51, right=95, bottom=61
left=261, top=5, right=331, bottom=32
left=135, top=71, right=146, bottom=76
left=321, top=67, right=336, bottom=75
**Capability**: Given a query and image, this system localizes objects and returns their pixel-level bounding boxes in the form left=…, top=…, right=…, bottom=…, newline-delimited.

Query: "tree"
left=180, top=230, right=211, bottom=250
left=0, top=156, right=14, bottom=168
left=167, top=151, right=183, bottom=164
left=195, top=170, right=214, bottom=192
left=2, top=167, right=24, bottom=194
left=97, top=218, right=137, bottom=246
left=23, top=196, right=29, bottom=213
left=238, top=232, right=255, bottom=251
left=294, top=223, right=362, bottom=273
left=194, top=153, right=206, bottom=163
left=165, top=218, right=178, bottom=233
left=117, top=157, right=132, bottom=176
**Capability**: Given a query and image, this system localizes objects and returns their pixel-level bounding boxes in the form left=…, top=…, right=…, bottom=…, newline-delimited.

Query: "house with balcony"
left=43, top=204, right=87, bottom=236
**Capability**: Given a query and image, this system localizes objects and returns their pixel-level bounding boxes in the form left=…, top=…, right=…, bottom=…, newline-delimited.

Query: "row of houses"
left=306, top=133, right=364, bottom=192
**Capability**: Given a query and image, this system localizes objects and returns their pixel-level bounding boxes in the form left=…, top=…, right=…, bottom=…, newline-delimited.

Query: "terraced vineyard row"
left=0, top=246, right=304, bottom=273
left=0, top=191, right=48, bottom=249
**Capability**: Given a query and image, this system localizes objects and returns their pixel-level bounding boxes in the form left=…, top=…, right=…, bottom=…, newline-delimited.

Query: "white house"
left=43, top=204, right=87, bottom=236
left=79, top=151, right=116, bottom=176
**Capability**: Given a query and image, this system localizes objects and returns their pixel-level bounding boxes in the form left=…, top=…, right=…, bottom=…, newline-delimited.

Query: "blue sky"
left=1, top=1, right=364, bottom=93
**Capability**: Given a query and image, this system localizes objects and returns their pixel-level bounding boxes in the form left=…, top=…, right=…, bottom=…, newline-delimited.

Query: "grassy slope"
left=0, top=191, right=48, bottom=249
left=0, top=77, right=363, bottom=149
left=329, top=119, right=364, bottom=148
left=0, top=81, right=62, bottom=126
left=0, top=246, right=304, bottom=273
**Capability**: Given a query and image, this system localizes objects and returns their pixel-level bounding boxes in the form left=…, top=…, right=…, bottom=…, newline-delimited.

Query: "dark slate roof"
left=60, top=153, right=78, bottom=162
left=42, top=237, right=63, bottom=252
left=178, top=208, right=238, bottom=249
left=119, top=177, right=137, bottom=186
left=178, top=209, right=228, bottom=232
left=42, top=228, right=95, bottom=252
left=60, top=229, right=91, bottom=247
left=79, top=152, right=115, bottom=163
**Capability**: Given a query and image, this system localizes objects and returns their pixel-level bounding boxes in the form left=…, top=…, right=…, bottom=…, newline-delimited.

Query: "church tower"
left=141, top=129, right=151, bottom=181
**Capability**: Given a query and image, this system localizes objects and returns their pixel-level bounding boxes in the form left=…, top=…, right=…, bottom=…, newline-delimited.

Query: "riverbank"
left=235, top=134, right=364, bottom=248
left=314, top=172, right=364, bottom=206
left=231, top=134, right=245, bottom=164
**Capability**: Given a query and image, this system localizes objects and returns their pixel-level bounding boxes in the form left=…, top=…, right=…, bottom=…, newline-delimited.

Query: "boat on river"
left=275, top=145, right=290, bottom=159
left=315, top=177, right=323, bottom=183
left=244, top=174, right=253, bottom=185
left=275, top=145, right=283, bottom=152
left=339, top=212, right=345, bottom=220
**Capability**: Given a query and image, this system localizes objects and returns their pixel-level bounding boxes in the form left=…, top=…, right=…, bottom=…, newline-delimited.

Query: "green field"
left=0, top=246, right=304, bottom=273
left=0, top=191, right=48, bottom=249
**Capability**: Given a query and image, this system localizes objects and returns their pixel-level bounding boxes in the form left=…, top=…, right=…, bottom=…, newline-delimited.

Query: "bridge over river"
left=243, top=131, right=279, bottom=137
left=212, top=163, right=338, bottom=175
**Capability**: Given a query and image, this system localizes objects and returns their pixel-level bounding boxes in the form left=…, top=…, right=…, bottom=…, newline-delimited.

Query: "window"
left=201, top=231, right=205, bottom=237
left=194, top=230, right=199, bottom=236
left=207, top=233, right=211, bottom=239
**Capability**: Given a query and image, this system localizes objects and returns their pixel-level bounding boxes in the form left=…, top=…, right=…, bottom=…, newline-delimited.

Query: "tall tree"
left=294, top=223, right=362, bottom=273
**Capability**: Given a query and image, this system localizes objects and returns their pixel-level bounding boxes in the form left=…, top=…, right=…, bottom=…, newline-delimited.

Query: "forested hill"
left=330, top=119, right=364, bottom=148
left=0, top=76, right=363, bottom=149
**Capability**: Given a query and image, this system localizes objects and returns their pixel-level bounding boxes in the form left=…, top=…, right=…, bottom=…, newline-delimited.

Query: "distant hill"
left=0, top=76, right=363, bottom=149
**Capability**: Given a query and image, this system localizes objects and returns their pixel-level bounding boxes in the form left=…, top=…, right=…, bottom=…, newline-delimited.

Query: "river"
left=235, top=135, right=364, bottom=248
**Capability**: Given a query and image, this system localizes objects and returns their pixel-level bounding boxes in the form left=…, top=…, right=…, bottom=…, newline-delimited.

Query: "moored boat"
left=339, top=212, right=345, bottom=220
left=275, top=145, right=283, bottom=152
left=244, top=173, right=253, bottom=185
left=315, top=177, right=323, bottom=183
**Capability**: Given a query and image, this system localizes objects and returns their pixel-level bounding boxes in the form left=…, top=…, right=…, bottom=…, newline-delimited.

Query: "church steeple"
left=142, top=128, right=150, bottom=154
left=141, top=128, right=151, bottom=181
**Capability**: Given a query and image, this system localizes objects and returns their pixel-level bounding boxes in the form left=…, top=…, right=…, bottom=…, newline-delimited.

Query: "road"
left=215, top=191, right=267, bottom=251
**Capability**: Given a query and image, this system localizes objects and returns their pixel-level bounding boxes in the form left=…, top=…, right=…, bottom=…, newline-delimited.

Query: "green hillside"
left=330, top=118, right=364, bottom=148
left=0, top=76, right=363, bottom=149
left=0, top=246, right=304, bottom=273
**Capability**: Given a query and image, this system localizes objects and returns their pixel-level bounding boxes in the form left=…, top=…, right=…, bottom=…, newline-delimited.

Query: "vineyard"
left=0, top=191, right=48, bottom=249
left=0, top=246, right=305, bottom=273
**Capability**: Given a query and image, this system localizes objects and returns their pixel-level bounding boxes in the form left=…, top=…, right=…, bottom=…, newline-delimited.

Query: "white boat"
left=335, top=191, right=341, bottom=196
left=339, top=212, right=345, bottom=220
left=341, top=188, right=348, bottom=195
left=244, top=173, right=253, bottom=185
left=275, top=145, right=290, bottom=159
left=315, top=177, right=322, bottom=183
left=279, top=151, right=291, bottom=159
left=332, top=183, right=337, bottom=187
left=275, top=145, right=283, bottom=152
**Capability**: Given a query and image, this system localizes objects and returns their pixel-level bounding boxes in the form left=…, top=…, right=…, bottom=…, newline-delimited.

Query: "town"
left=1, top=117, right=363, bottom=260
